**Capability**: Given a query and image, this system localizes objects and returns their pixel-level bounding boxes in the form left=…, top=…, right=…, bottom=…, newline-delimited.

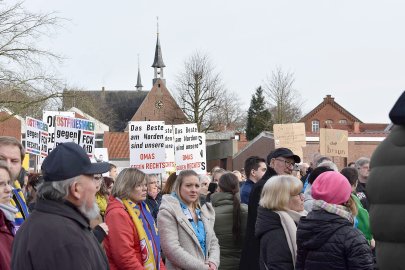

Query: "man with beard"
left=240, top=147, right=300, bottom=270
left=12, top=142, right=110, bottom=270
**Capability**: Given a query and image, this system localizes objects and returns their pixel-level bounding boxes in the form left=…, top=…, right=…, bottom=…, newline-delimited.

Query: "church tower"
left=151, top=18, right=166, bottom=85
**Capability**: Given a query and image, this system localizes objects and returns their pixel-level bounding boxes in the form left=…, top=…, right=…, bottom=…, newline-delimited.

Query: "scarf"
left=172, top=192, right=206, bottom=256
left=11, top=181, right=29, bottom=231
left=274, top=209, right=307, bottom=268
left=122, top=199, right=161, bottom=270
left=312, top=200, right=354, bottom=223
left=0, top=203, right=18, bottom=235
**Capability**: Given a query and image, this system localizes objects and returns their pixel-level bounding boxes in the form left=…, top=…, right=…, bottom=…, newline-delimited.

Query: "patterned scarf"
left=122, top=199, right=161, bottom=270
left=11, top=180, right=29, bottom=231
left=312, top=200, right=354, bottom=223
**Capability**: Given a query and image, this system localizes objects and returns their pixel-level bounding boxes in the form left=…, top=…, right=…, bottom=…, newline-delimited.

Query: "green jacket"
left=351, top=193, right=372, bottom=241
left=211, top=192, right=248, bottom=270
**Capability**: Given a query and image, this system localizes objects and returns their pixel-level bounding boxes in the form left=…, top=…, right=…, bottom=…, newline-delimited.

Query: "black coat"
left=11, top=199, right=109, bottom=270
left=255, top=207, right=294, bottom=270
left=240, top=167, right=277, bottom=270
left=296, top=209, right=373, bottom=270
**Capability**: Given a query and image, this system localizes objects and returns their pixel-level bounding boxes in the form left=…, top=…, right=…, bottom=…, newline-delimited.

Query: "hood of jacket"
left=255, top=206, right=282, bottom=239
left=297, top=209, right=350, bottom=250
left=105, top=196, right=126, bottom=216
left=210, top=192, right=233, bottom=207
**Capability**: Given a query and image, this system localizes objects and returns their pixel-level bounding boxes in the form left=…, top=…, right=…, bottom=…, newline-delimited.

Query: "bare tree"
left=175, top=52, right=224, bottom=132
left=0, top=1, right=64, bottom=120
left=264, top=67, right=303, bottom=124
left=206, top=90, right=246, bottom=132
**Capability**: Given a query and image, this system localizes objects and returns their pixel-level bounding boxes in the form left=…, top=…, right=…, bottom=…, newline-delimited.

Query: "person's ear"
left=69, top=180, right=82, bottom=200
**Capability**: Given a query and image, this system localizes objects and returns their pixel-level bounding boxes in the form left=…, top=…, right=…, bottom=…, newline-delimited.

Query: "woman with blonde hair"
left=255, top=175, right=307, bottom=270
left=104, top=168, right=166, bottom=270
left=296, top=171, right=373, bottom=270
left=158, top=170, right=220, bottom=270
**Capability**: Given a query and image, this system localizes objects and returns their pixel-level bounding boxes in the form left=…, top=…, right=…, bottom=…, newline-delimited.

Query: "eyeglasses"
left=275, top=158, right=295, bottom=168
left=292, top=193, right=304, bottom=199
left=93, top=176, right=103, bottom=182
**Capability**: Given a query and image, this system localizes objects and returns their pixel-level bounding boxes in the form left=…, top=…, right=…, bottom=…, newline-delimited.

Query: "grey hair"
left=317, top=160, right=338, bottom=171
left=198, top=174, right=211, bottom=183
left=37, top=177, right=78, bottom=201
left=355, top=157, right=370, bottom=169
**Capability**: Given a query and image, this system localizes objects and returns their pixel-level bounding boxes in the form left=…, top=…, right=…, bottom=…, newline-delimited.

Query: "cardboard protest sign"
left=319, top=128, right=348, bottom=157
left=273, top=123, right=306, bottom=160
left=174, top=123, right=204, bottom=174
left=43, top=111, right=75, bottom=156
left=25, top=117, right=49, bottom=157
left=128, top=121, right=166, bottom=174
left=164, top=125, right=176, bottom=173
left=196, top=133, right=207, bottom=174
left=54, top=116, right=96, bottom=158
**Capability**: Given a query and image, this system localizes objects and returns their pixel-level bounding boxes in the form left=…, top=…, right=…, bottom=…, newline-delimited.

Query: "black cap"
left=389, top=91, right=405, bottom=125
left=267, top=147, right=301, bottom=164
left=41, top=142, right=110, bottom=182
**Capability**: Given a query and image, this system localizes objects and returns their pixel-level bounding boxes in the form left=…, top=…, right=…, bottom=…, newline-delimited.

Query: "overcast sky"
left=25, top=0, right=405, bottom=124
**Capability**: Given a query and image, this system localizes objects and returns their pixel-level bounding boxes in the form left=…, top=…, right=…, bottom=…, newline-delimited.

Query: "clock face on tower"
left=155, top=100, right=163, bottom=109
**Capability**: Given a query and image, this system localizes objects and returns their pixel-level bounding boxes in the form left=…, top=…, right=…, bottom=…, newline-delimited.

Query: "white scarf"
left=0, top=203, right=18, bottom=222
left=274, top=209, right=307, bottom=268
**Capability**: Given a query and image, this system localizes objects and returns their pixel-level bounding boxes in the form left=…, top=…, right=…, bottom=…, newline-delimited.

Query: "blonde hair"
left=259, top=175, right=303, bottom=211
left=173, top=170, right=200, bottom=209
left=111, top=168, right=146, bottom=199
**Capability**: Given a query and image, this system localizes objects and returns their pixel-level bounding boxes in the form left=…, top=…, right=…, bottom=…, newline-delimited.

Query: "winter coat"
left=145, top=192, right=162, bottom=222
left=11, top=199, right=109, bottom=270
left=356, top=182, right=369, bottom=211
left=368, top=123, right=405, bottom=270
left=157, top=194, right=220, bottom=270
left=296, top=209, right=373, bottom=270
left=240, top=167, right=277, bottom=270
left=255, top=207, right=294, bottom=270
left=103, top=196, right=166, bottom=270
left=0, top=210, right=14, bottom=270
left=211, top=192, right=248, bottom=270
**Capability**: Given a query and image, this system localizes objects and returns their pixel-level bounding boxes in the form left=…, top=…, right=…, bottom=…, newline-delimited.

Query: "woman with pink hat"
left=295, top=171, right=373, bottom=270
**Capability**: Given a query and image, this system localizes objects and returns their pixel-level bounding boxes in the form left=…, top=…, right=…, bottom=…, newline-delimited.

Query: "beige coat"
left=157, top=195, right=220, bottom=270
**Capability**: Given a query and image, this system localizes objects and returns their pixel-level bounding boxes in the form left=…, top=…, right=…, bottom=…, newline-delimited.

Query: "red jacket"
left=103, top=196, right=166, bottom=270
left=0, top=210, right=14, bottom=270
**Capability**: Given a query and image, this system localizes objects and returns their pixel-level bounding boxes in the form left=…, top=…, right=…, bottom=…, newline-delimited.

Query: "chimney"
left=353, top=122, right=360, bottom=133
left=102, top=86, right=105, bottom=91
left=323, top=94, right=334, bottom=103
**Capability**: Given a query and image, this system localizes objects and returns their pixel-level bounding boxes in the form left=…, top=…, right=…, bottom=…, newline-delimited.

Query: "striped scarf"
left=11, top=180, right=29, bottom=231
left=312, top=200, right=354, bottom=223
left=122, top=199, right=161, bottom=270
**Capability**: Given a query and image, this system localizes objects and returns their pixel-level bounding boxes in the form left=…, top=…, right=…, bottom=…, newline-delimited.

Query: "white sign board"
left=164, top=125, right=176, bottom=173
left=54, top=116, right=96, bottom=158
left=174, top=123, right=203, bottom=174
left=25, top=117, right=49, bottom=157
left=128, top=121, right=166, bottom=174
left=43, top=111, right=75, bottom=156
left=196, top=132, right=207, bottom=174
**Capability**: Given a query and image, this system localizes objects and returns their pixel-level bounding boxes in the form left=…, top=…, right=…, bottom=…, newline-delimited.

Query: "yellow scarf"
left=122, top=199, right=159, bottom=270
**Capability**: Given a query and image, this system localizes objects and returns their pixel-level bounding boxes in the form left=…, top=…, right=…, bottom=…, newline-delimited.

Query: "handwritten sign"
left=129, top=121, right=166, bottom=174
left=25, top=117, right=49, bottom=157
left=174, top=123, right=204, bottom=174
left=54, top=116, right=96, bottom=158
left=319, top=128, right=348, bottom=157
left=273, top=123, right=306, bottom=160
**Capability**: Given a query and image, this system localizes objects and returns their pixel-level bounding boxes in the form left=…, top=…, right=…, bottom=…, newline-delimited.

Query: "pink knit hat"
left=311, top=171, right=352, bottom=205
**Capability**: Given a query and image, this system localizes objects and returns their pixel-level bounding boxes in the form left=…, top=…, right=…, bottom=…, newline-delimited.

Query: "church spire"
left=152, top=17, right=165, bottom=85
left=135, top=54, right=143, bottom=90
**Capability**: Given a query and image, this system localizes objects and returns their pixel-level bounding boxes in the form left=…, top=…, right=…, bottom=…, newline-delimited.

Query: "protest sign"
left=54, top=115, right=96, bottom=158
left=129, top=121, right=166, bottom=174
left=319, top=128, right=348, bottom=157
left=273, top=123, right=306, bottom=160
left=196, top=132, right=207, bottom=174
left=164, top=125, right=176, bottom=173
left=43, top=111, right=75, bottom=156
left=174, top=123, right=205, bottom=174
left=25, top=117, right=49, bottom=157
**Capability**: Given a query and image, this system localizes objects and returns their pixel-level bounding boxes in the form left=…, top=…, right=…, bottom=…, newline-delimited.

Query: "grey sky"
left=26, top=0, right=404, bottom=124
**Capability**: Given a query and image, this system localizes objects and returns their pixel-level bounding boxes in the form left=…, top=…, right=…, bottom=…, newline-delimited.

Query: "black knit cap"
left=41, top=142, right=110, bottom=182
left=389, top=91, right=405, bottom=125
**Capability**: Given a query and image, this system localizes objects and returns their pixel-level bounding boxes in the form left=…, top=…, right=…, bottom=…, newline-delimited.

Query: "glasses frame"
left=274, top=158, right=295, bottom=168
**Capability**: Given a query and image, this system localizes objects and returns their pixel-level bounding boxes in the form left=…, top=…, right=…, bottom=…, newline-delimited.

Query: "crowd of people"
left=0, top=136, right=383, bottom=270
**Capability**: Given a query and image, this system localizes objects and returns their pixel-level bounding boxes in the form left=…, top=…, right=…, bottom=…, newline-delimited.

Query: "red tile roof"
left=104, top=132, right=129, bottom=159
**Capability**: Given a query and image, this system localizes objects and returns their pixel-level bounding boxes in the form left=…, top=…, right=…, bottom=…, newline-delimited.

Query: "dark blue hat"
left=42, top=142, right=110, bottom=182
left=389, top=91, right=405, bottom=125
left=267, top=147, right=301, bottom=164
